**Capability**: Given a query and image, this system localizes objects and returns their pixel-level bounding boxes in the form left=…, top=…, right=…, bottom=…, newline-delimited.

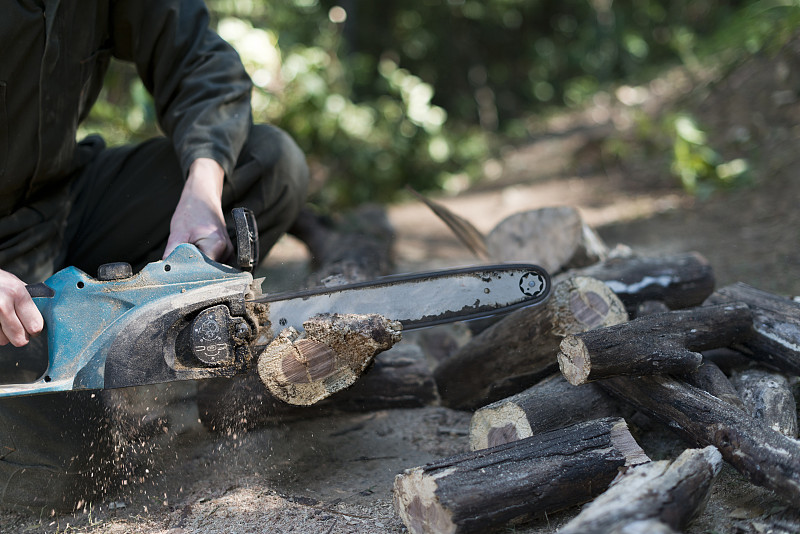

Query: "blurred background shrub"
left=78, top=0, right=800, bottom=210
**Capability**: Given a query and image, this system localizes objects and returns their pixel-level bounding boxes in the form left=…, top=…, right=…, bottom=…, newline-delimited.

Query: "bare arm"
left=163, top=158, right=233, bottom=262
left=0, top=269, right=43, bottom=347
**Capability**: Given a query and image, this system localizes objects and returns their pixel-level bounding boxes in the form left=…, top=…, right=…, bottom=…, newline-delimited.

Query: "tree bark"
left=393, top=417, right=649, bottom=534
left=434, top=276, right=627, bottom=410
left=705, top=282, right=800, bottom=375
left=567, top=251, right=715, bottom=314
left=600, top=375, right=800, bottom=506
left=558, top=446, right=723, bottom=534
left=682, top=360, right=744, bottom=409
left=469, top=373, right=624, bottom=450
left=731, top=368, right=798, bottom=438
left=486, top=206, right=608, bottom=273
left=558, top=303, right=753, bottom=385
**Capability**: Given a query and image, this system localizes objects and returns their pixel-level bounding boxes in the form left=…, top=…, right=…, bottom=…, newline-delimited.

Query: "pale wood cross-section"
left=257, top=313, right=402, bottom=405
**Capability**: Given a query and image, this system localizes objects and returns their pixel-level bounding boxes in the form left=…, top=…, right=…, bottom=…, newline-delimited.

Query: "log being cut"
left=435, top=276, right=627, bottom=409
left=198, top=343, right=438, bottom=431
left=558, top=303, right=753, bottom=385
left=393, top=417, right=649, bottom=534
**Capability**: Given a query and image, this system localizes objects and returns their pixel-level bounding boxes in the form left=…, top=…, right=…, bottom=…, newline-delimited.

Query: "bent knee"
left=233, top=124, right=310, bottom=224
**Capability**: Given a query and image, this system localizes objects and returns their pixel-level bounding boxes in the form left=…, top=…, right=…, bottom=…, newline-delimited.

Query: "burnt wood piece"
left=705, top=282, right=800, bottom=375
left=731, top=368, right=798, bottom=438
left=393, top=417, right=649, bottom=534
left=558, top=303, right=753, bottom=386
left=601, top=375, right=800, bottom=505
left=567, top=251, right=715, bottom=314
left=257, top=313, right=402, bottom=405
left=198, top=344, right=438, bottom=431
left=434, top=276, right=628, bottom=410
left=486, top=206, right=608, bottom=273
left=559, top=446, right=723, bottom=534
left=469, top=373, right=624, bottom=450
left=682, top=360, right=745, bottom=409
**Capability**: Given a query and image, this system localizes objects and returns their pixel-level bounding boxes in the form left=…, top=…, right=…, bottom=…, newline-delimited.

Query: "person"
left=0, top=0, right=309, bottom=513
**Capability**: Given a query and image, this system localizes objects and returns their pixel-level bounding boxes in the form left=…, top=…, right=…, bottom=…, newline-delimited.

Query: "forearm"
left=186, top=157, right=225, bottom=199
left=163, top=158, right=233, bottom=261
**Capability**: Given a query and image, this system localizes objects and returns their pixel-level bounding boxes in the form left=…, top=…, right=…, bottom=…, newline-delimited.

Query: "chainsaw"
left=0, top=208, right=550, bottom=399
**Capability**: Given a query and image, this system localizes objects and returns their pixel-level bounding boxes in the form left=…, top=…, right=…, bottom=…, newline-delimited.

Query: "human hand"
left=0, top=269, right=44, bottom=347
left=163, top=158, right=233, bottom=262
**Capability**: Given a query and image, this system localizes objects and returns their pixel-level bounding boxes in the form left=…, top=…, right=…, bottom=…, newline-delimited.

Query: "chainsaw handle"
left=0, top=282, right=63, bottom=397
left=232, top=207, right=258, bottom=272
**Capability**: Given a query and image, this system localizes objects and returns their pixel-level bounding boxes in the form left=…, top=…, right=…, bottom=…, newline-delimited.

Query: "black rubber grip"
left=26, top=283, right=55, bottom=298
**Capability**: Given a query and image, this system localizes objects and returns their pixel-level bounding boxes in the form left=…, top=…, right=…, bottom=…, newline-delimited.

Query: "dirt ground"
left=3, top=37, right=800, bottom=534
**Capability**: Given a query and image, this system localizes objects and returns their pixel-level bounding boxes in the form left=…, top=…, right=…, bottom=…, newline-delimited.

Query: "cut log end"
left=557, top=336, right=591, bottom=386
left=257, top=313, right=402, bottom=405
left=610, top=419, right=650, bottom=467
left=560, top=303, right=744, bottom=385
left=469, top=402, right=532, bottom=450
left=393, top=468, right=456, bottom=534
left=550, top=276, right=628, bottom=336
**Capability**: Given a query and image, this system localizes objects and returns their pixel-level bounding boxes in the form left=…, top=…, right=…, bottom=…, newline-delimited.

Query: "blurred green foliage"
left=77, top=0, right=800, bottom=209
left=670, top=114, right=750, bottom=197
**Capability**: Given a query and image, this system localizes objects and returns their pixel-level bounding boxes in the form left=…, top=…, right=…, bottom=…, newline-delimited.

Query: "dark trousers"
left=0, top=124, right=309, bottom=513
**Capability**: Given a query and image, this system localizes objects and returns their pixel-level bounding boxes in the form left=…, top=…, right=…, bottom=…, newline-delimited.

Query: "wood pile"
left=205, top=202, right=799, bottom=533
left=389, top=203, right=799, bottom=533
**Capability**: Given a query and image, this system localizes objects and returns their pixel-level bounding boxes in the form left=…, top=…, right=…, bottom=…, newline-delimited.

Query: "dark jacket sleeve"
left=110, top=0, right=253, bottom=178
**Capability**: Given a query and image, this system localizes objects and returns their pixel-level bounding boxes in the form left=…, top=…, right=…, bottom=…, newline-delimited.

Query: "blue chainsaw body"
left=0, top=244, right=257, bottom=398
